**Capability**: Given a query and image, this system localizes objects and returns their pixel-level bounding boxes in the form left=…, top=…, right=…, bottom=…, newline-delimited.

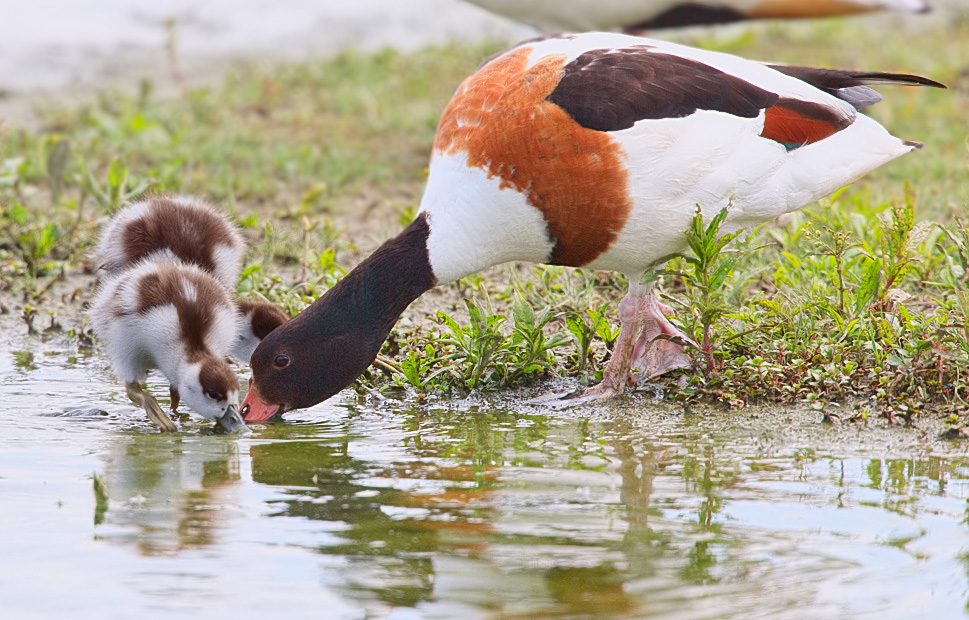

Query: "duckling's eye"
left=273, top=354, right=291, bottom=369
left=205, top=389, right=220, bottom=400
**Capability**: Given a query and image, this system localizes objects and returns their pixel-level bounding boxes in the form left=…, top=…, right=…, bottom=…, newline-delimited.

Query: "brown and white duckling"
left=95, top=195, right=288, bottom=362
left=95, top=195, right=244, bottom=291
left=89, top=259, right=247, bottom=433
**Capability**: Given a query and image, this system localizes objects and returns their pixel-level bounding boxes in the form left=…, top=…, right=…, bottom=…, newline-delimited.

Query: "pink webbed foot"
left=530, top=285, right=694, bottom=406
left=629, top=296, right=696, bottom=384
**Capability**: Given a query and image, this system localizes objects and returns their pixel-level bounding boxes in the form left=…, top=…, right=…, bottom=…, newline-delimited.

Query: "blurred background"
left=1, top=0, right=963, bottom=124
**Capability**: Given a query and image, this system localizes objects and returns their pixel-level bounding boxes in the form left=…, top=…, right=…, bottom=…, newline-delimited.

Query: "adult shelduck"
left=95, top=195, right=289, bottom=363
left=90, top=259, right=248, bottom=432
left=464, top=0, right=930, bottom=32
left=241, top=32, right=944, bottom=420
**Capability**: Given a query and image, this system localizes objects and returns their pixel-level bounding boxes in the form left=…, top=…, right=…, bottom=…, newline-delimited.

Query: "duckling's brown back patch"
left=122, top=198, right=238, bottom=274
left=134, top=264, right=231, bottom=360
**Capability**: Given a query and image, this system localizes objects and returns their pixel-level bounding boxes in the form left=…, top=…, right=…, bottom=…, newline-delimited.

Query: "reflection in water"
left=245, top=406, right=969, bottom=619
left=249, top=425, right=499, bottom=608
left=99, top=434, right=241, bottom=555
left=5, top=330, right=969, bottom=619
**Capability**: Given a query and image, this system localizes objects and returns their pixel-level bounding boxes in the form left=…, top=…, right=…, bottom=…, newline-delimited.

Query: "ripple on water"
left=3, top=337, right=969, bottom=619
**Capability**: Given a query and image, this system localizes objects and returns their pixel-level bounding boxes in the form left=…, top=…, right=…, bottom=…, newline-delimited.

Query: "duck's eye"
left=273, top=354, right=291, bottom=369
left=205, top=389, right=220, bottom=400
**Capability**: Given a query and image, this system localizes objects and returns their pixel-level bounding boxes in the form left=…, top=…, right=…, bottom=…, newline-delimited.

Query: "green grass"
left=1, top=18, right=967, bottom=420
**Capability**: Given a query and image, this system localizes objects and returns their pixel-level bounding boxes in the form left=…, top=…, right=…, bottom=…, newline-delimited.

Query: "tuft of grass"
left=428, top=295, right=570, bottom=390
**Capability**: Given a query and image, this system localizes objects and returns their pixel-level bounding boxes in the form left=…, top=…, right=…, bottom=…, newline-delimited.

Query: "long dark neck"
left=252, top=213, right=438, bottom=409
left=292, top=212, right=436, bottom=356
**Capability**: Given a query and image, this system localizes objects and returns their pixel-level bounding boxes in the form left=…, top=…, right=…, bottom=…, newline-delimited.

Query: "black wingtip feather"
left=768, top=65, right=946, bottom=91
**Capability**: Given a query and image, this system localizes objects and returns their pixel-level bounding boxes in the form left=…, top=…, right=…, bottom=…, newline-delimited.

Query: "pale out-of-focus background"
left=1, top=0, right=961, bottom=123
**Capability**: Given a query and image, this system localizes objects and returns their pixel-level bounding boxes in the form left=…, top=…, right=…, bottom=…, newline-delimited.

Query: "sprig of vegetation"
left=425, top=295, right=569, bottom=390
left=648, top=206, right=747, bottom=373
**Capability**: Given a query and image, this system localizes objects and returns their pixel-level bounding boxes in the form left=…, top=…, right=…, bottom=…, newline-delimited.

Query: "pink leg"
left=628, top=294, right=696, bottom=382
left=564, top=288, right=643, bottom=402
left=561, top=285, right=694, bottom=405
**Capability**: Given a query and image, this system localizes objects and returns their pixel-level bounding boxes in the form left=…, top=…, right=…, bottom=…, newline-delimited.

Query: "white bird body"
left=465, top=0, right=930, bottom=31
left=419, top=33, right=916, bottom=284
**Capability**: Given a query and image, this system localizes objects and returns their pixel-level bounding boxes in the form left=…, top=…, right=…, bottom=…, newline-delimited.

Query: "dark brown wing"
left=545, top=46, right=849, bottom=150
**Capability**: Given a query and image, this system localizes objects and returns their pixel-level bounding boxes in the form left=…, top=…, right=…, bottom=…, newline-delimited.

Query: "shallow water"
left=3, top=331, right=969, bottom=619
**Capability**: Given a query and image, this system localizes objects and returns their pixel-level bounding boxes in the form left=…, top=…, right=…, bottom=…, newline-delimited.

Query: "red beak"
left=241, top=380, right=281, bottom=421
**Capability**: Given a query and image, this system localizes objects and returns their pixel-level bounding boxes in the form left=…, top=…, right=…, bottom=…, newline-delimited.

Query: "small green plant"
left=397, top=344, right=448, bottom=393
left=429, top=294, right=568, bottom=390
left=651, top=206, right=746, bottom=373
left=3, top=202, right=62, bottom=279
left=42, top=136, right=71, bottom=204
left=437, top=298, right=508, bottom=389
left=805, top=224, right=858, bottom=316
left=80, top=157, right=149, bottom=212
left=564, top=305, right=616, bottom=373
left=505, top=295, right=570, bottom=383
left=939, top=215, right=969, bottom=290
left=858, top=188, right=926, bottom=313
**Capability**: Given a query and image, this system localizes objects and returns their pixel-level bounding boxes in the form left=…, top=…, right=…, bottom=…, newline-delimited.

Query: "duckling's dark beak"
left=217, top=404, right=249, bottom=433
left=241, top=381, right=282, bottom=422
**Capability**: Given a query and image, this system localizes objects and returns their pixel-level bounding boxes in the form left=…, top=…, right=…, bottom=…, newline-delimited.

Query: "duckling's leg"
left=169, top=386, right=180, bottom=412
left=126, top=382, right=179, bottom=432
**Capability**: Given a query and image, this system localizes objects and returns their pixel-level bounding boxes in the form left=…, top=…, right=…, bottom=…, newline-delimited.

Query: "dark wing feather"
left=546, top=47, right=864, bottom=151
left=546, top=46, right=779, bottom=132
left=627, top=3, right=746, bottom=29
left=767, top=65, right=946, bottom=109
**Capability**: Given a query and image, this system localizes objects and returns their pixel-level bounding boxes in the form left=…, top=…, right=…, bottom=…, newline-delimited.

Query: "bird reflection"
left=249, top=437, right=497, bottom=607
left=96, top=434, right=241, bottom=556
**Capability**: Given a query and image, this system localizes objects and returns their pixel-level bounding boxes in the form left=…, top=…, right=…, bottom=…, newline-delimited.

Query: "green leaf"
left=856, top=257, right=881, bottom=314
left=7, top=203, right=28, bottom=226
left=565, top=314, right=586, bottom=341
left=512, top=295, right=535, bottom=332
left=437, top=311, right=466, bottom=343
left=107, top=158, right=127, bottom=191
left=45, top=137, right=71, bottom=202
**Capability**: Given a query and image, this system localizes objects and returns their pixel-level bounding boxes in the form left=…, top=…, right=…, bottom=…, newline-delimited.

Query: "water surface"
left=2, top=331, right=968, bottom=619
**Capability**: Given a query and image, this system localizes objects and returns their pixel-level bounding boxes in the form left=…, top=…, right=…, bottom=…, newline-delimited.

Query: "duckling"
left=233, top=300, right=290, bottom=363
left=89, top=259, right=247, bottom=432
left=95, top=195, right=288, bottom=362
left=95, top=195, right=244, bottom=291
